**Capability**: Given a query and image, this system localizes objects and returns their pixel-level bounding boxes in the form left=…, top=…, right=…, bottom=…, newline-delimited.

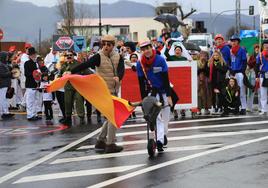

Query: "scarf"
left=141, top=49, right=156, bottom=72
left=216, top=43, right=225, bottom=50
left=262, top=50, right=268, bottom=60
left=209, top=59, right=220, bottom=82
left=231, top=45, right=240, bottom=56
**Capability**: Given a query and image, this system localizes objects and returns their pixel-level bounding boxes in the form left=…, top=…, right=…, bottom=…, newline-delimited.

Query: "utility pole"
left=38, top=28, right=41, bottom=53
left=99, top=0, right=102, bottom=36
left=235, top=0, right=241, bottom=34
left=210, top=0, right=212, bottom=21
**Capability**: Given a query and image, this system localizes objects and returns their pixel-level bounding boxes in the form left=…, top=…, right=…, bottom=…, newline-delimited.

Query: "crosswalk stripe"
left=87, top=135, right=268, bottom=188
left=122, top=116, right=256, bottom=128
left=50, top=144, right=222, bottom=165
left=117, top=120, right=268, bottom=137
left=78, top=120, right=267, bottom=150
left=0, top=128, right=102, bottom=184
left=13, top=164, right=145, bottom=184
left=78, top=128, right=268, bottom=150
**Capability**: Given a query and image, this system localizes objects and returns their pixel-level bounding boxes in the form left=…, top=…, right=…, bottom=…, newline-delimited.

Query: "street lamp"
left=210, top=9, right=249, bottom=34
left=99, top=0, right=102, bottom=36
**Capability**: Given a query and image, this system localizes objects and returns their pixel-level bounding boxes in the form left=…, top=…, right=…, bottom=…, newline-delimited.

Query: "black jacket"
left=0, top=52, right=12, bottom=88
left=210, top=61, right=228, bottom=90
left=24, top=59, right=38, bottom=88
left=0, top=62, right=12, bottom=88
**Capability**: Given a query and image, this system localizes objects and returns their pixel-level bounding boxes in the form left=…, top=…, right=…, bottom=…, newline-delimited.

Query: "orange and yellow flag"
left=46, top=74, right=135, bottom=128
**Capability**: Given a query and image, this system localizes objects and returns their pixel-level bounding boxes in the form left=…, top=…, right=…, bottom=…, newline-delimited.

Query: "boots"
left=79, top=117, right=85, bottom=125
left=61, top=116, right=72, bottom=127
left=105, top=144, right=123, bottom=153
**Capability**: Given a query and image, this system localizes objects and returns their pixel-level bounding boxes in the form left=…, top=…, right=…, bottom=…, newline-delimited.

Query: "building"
left=57, top=17, right=165, bottom=42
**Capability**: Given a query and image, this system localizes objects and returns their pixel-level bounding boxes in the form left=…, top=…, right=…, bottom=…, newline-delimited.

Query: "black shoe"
left=164, top=135, right=168, bottom=146
left=27, top=116, right=39, bottom=121
left=80, top=117, right=85, bottom=125
left=35, top=115, right=42, bottom=120
left=1, top=114, right=14, bottom=119
left=240, top=109, right=246, bottom=115
left=105, top=144, right=123, bottom=153
left=37, top=111, right=42, bottom=115
left=157, top=141, right=164, bottom=153
left=87, top=116, right=92, bottom=124
left=61, top=117, right=72, bottom=126
left=59, top=118, right=65, bottom=123
left=132, top=112, right=136, bottom=119
left=181, top=110, right=186, bottom=117
left=174, top=110, right=179, bottom=119
left=95, top=140, right=106, bottom=151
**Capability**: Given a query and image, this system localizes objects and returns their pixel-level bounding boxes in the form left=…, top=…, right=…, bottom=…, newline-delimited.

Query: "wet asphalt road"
left=1, top=112, right=268, bottom=188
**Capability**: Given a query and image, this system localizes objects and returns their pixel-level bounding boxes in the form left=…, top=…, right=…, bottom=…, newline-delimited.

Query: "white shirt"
left=40, top=82, right=53, bottom=101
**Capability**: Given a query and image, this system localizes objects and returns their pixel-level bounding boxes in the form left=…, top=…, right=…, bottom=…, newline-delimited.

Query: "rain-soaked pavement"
left=1, top=111, right=268, bottom=188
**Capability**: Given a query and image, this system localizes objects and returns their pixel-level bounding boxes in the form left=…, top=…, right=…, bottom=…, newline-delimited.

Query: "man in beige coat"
left=71, top=35, right=125, bottom=153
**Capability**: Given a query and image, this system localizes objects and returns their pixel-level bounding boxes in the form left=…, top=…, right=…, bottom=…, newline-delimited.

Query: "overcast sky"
left=14, top=0, right=260, bottom=14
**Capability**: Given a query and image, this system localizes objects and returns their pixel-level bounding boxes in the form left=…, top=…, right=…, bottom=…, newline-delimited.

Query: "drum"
left=32, top=69, right=42, bottom=82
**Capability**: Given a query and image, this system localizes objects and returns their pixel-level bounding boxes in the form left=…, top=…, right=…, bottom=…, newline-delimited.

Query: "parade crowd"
left=0, top=28, right=267, bottom=153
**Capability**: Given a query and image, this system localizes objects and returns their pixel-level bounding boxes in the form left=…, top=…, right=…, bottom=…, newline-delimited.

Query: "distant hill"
left=0, top=0, right=259, bottom=43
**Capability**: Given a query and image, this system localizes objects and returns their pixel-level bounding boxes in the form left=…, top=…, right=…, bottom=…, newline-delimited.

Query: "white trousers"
left=235, top=73, right=247, bottom=109
left=156, top=94, right=170, bottom=144
left=247, top=89, right=261, bottom=111
left=25, top=88, right=39, bottom=118
left=260, top=78, right=268, bottom=113
left=36, top=91, right=43, bottom=112
left=0, top=87, right=9, bottom=115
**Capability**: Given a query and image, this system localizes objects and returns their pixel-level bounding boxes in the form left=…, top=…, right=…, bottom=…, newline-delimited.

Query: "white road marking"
left=13, top=164, right=145, bottom=184
left=0, top=128, right=102, bottom=184
left=122, top=116, right=256, bottom=128
left=50, top=144, right=222, bottom=164
left=87, top=135, right=268, bottom=188
left=117, top=120, right=268, bottom=137
left=78, top=128, right=268, bottom=150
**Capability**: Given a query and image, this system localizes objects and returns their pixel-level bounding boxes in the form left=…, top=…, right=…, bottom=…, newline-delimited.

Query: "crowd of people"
left=0, top=28, right=267, bottom=153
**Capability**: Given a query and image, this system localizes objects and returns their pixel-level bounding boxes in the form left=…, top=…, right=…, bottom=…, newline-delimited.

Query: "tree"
left=57, top=0, right=75, bottom=35
left=226, top=25, right=251, bottom=39
left=75, top=0, right=93, bottom=38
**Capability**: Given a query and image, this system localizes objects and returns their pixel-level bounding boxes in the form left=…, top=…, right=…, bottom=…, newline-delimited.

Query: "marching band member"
left=24, top=47, right=42, bottom=121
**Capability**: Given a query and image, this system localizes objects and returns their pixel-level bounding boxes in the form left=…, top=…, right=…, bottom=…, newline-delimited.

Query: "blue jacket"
left=230, top=47, right=247, bottom=72
left=256, top=54, right=268, bottom=78
left=220, top=45, right=231, bottom=66
left=137, top=54, right=169, bottom=94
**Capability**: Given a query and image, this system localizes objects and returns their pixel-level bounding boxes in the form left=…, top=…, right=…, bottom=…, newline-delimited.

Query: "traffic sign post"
left=53, top=35, right=74, bottom=52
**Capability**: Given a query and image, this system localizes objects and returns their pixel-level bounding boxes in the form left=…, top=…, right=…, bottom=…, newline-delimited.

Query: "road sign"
left=73, top=36, right=86, bottom=52
left=53, top=35, right=74, bottom=51
left=0, top=28, right=3, bottom=40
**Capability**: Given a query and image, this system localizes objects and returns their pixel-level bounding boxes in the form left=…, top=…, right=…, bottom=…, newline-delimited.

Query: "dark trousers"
left=44, top=101, right=53, bottom=119
left=212, top=92, right=223, bottom=111
left=56, top=91, right=65, bottom=118
left=85, top=101, right=101, bottom=117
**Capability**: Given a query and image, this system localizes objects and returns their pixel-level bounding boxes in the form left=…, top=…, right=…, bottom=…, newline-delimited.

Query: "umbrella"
left=183, top=42, right=201, bottom=52
left=154, top=13, right=186, bottom=28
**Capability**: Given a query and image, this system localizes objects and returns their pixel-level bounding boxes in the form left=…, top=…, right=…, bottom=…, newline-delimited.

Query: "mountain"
left=189, top=13, right=259, bottom=37
left=0, top=0, right=260, bottom=43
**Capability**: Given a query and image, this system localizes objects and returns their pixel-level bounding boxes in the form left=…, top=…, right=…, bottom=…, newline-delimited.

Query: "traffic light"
left=260, top=0, right=267, bottom=6
left=249, top=6, right=254, bottom=15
